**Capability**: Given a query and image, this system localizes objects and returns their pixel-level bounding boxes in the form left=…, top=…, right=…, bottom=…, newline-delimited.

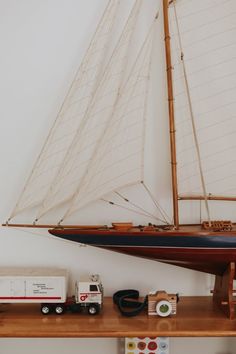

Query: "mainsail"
left=170, top=0, right=236, bottom=198
left=168, top=0, right=236, bottom=222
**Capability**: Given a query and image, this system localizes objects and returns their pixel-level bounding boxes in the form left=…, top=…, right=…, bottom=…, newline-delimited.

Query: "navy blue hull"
left=49, top=228, right=236, bottom=275
left=49, top=232, right=236, bottom=248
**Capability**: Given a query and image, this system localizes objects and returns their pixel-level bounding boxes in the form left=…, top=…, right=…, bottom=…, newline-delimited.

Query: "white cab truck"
left=0, top=268, right=103, bottom=315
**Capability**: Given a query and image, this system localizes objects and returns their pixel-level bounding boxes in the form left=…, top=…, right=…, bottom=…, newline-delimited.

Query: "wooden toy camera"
left=148, top=290, right=178, bottom=317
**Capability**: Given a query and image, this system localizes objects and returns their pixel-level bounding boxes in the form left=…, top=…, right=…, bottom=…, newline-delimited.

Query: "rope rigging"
left=101, top=181, right=171, bottom=225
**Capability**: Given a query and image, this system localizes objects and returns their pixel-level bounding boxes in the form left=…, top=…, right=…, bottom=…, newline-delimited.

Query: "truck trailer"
left=0, top=268, right=103, bottom=315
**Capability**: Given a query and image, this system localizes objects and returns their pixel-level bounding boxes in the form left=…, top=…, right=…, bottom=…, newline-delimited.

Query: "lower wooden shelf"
left=0, top=296, right=236, bottom=337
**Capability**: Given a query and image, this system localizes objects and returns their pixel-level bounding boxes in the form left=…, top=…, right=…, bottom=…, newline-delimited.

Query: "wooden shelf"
left=0, top=296, right=236, bottom=338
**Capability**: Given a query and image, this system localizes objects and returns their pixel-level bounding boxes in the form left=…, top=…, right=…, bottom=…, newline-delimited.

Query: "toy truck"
left=148, top=290, right=177, bottom=317
left=0, top=268, right=103, bottom=315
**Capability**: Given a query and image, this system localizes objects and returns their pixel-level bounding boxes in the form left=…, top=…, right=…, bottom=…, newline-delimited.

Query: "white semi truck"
left=0, top=268, right=103, bottom=315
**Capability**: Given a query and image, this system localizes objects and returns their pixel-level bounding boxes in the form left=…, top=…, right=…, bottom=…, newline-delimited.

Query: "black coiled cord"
left=113, top=289, right=148, bottom=317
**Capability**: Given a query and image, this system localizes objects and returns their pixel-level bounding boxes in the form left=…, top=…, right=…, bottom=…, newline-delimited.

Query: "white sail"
left=170, top=0, right=236, bottom=200
left=63, top=23, right=155, bottom=220
left=35, top=0, right=146, bottom=222
left=10, top=0, right=120, bottom=219
left=11, top=0, right=157, bottom=220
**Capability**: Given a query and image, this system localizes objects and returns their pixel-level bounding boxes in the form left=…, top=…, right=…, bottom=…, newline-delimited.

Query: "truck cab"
left=75, top=274, right=103, bottom=314
left=40, top=273, right=103, bottom=315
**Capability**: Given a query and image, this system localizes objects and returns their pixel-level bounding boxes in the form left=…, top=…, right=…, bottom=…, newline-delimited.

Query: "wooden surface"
left=0, top=296, right=236, bottom=338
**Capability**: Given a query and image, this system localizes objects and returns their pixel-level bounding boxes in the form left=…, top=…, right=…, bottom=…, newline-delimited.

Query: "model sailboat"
left=4, top=0, right=236, bottom=316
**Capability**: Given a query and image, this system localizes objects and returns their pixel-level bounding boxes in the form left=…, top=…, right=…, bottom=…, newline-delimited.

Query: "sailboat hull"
left=49, top=228, right=236, bottom=276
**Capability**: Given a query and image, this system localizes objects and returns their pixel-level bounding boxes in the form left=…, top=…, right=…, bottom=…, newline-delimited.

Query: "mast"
left=163, top=0, right=179, bottom=229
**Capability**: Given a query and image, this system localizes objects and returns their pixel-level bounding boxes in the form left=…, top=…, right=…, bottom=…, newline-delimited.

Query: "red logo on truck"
left=80, top=294, right=88, bottom=301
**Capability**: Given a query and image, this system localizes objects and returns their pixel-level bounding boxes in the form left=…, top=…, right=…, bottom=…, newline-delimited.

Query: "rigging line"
left=101, top=198, right=167, bottom=224
left=173, top=1, right=211, bottom=225
left=141, top=183, right=172, bottom=225
left=114, top=191, right=169, bottom=225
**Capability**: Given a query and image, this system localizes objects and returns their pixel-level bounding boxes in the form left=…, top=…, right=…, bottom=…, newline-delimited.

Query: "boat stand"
left=212, top=262, right=236, bottom=319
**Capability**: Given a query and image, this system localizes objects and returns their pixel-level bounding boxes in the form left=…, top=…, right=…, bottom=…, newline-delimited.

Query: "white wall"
left=0, top=0, right=234, bottom=353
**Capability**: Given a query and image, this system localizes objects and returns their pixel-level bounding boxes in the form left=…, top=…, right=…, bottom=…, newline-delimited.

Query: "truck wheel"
left=55, top=305, right=65, bottom=315
left=41, top=304, right=52, bottom=315
left=88, top=304, right=99, bottom=315
left=156, top=300, right=172, bottom=317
